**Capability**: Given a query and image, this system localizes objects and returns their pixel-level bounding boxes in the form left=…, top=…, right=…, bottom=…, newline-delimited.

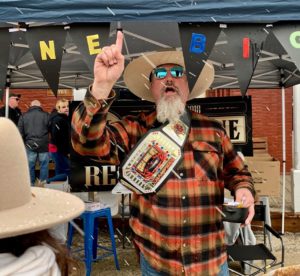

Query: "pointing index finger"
left=116, top=30, right=123, bottom=52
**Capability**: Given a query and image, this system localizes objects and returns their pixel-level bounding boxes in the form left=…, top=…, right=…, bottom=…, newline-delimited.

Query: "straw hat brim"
left=123, top=50, right=215, bottom=102
left=0, top=187, right=84, bottom=239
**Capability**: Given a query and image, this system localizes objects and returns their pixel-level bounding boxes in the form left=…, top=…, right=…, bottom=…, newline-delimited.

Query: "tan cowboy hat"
left=123, top=50, right=215, bottom=102
left=0, top=118, right=85, bottom=239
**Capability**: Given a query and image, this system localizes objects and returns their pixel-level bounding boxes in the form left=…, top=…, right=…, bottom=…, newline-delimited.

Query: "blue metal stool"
left=67, top=207, right=120, bottom=276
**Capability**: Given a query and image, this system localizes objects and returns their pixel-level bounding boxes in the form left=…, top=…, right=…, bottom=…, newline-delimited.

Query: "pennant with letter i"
left=223, top=24, right=269, bottom=96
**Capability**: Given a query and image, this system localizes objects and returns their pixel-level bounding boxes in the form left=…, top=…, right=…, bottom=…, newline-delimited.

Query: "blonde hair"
left=55, top=99, right=69, bottom=112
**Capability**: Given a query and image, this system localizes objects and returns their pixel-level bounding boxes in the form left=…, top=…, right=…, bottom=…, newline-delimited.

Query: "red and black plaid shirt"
left=72, top=89, right=254, bottom=276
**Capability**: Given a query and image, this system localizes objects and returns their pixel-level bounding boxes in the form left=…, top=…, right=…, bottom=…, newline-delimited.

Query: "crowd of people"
left=0, top=97, right=71, bottom=186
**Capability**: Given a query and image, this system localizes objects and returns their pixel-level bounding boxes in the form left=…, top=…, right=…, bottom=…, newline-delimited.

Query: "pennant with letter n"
left=26, top=26, right=66, bottom=97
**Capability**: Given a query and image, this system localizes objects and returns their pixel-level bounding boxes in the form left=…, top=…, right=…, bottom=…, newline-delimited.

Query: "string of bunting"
left=1, top=22, right=300, bottom=98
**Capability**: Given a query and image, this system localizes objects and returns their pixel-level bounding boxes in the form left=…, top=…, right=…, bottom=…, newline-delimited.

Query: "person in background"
left=47, top=99, right=70, bottom=183
left=0, top=93, right=22, bottom=125
left=0, top=117, right=85, bottom=276
left=18, top=100, right=49, bottom=185
left=71, top=31, right=255, bottom=276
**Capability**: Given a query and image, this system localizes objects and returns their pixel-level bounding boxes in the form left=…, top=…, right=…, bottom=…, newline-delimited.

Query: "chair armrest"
left=265, top=224, right=285, bottom=266
left=265, top=224, right=282, bottom=239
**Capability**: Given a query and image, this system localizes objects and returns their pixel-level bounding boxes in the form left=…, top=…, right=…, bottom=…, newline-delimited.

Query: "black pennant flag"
left=26, top=26, right=66, bottom=96
left=68, top=23, right=110, bottom=74
left=0, top=29, right=10, bottom=100
left=223, top=24, right=269, bottom=96
left=178, top=23, right=220, bottom=94
left=272, top=23, right=300, bottom=76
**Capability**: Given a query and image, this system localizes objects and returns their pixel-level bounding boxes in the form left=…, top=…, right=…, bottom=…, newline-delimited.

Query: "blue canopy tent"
left=0, top=0, right=299, bottom=23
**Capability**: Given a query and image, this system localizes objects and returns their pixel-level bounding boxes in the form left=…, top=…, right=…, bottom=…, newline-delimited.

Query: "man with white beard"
left=155, top=79, right=185, bottom=124
left=71, top=31, right=255, bottom=276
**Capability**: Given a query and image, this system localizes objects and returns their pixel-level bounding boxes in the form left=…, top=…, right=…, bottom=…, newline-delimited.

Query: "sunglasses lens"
left=154, top=68, right=167, bottom=79
left=170, top=67, right=184, bottom=78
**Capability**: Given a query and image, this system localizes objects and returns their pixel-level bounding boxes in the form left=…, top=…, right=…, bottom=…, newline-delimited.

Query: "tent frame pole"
left=281, top=86, right=286, bottom=234
left=4, top=87, right=9, bottom=118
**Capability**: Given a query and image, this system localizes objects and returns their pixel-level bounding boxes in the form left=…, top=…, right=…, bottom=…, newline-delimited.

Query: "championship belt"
left=119, top=110, right=191, bottom=194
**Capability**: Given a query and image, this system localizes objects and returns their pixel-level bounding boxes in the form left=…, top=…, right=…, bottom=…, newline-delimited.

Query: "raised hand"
left=92, top=30, right=125, bottom=99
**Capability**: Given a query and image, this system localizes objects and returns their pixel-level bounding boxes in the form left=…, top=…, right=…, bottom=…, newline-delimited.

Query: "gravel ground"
left=72, top=176, right=300, bottom=275
left=68, top=229, right=300, bottom=276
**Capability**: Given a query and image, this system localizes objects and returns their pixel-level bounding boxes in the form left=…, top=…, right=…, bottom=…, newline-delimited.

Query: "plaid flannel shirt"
left=71, top=89, right=254, bottom=276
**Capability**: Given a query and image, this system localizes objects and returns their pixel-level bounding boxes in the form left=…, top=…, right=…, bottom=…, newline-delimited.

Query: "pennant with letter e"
left=68, top=23, right=110, bottom=74
left=223, top=24, right=269, bottom=96
left=179, top=23, right=220, bottom=94
left=0, top=29, right=10, bottom=100
left=26, top=26, right=66, bottom=97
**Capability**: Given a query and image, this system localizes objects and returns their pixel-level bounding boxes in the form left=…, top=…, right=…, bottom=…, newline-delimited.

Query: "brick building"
left=1, top=87, right=293, bottom=173
left=208, top=88, right=293, bottom=173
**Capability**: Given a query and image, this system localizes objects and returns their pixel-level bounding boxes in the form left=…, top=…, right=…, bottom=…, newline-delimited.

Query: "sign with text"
left=47, top=89, right=73, bottom=97
left=213, top=115, right=246, bottom=143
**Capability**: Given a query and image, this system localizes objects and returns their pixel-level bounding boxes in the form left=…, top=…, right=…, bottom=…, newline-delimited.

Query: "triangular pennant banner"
left=178, top=23, right=221, bottom=93
left=272, top=23, right=300, bottom=78
left=0, top=29, right=10, bottom=100
left=68, top=23, right=110, bottom=74
left=263, top=31, right=298, bottom=87
left=26, top=26, right=66, bottom=96
left=10, top=31, right=31, bottom=64
left=223, top=24, right=269, bottom=96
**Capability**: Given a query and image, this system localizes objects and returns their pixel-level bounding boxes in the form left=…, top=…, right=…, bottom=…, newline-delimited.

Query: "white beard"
left=156, top=94, right=185, bottom=124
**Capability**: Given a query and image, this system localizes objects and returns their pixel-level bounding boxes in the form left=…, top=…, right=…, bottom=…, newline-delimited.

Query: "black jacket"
left=0, top=106, right=22, bottom=125
left=18, top=106, right=49, bottom=152
left=49, top=112, right=70, bottom=156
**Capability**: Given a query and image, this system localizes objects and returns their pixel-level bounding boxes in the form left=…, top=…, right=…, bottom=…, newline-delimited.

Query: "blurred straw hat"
left=0, top=118, right=84, bottom=239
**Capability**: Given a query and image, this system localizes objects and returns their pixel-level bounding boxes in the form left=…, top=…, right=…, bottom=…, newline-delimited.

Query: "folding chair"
left=227, top=204, right=285, bottom=276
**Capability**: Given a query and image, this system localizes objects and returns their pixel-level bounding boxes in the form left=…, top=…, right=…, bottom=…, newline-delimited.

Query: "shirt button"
left=182, top=196, right=186, bottom=200
left=183, top=219, right=187, bottom=224
left=179, top=172, right=184, bottom=177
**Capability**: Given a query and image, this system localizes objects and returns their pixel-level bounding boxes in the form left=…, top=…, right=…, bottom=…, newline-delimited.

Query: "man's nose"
left=165, top=79, right=174, bottom=86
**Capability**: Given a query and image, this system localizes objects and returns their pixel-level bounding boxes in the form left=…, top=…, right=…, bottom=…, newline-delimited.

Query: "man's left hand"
left=235, top=188, right=255, bottom=225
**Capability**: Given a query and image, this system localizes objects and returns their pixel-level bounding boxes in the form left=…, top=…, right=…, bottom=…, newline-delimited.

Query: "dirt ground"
left=68, top=229, right=300, bottom=276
